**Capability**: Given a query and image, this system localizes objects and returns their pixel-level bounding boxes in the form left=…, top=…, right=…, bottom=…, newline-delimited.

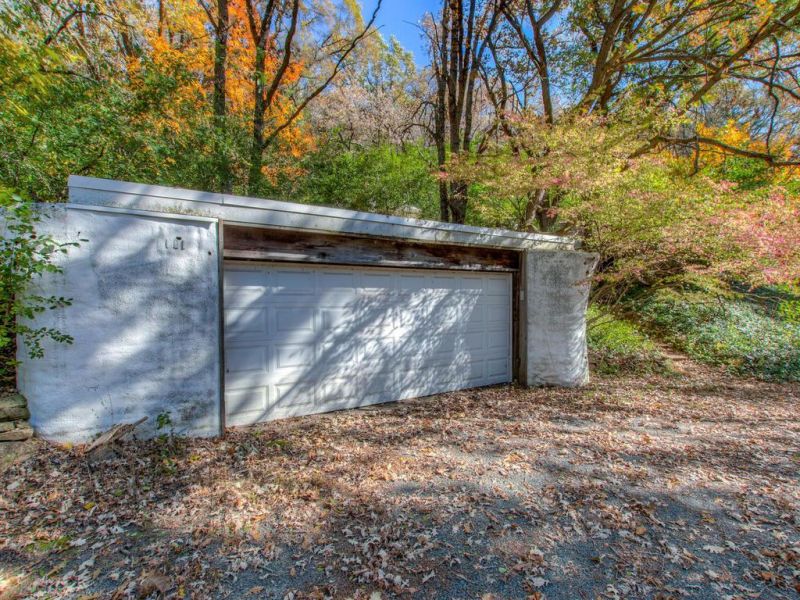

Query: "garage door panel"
left=461, top=331, right=485, bottom=351
left=275, top=343, right=315, bottom=369
left=319, top=307, right=352, bottom=330
left=361, top=272, right=396, bottom=293
left=274, top=381, right=314, bottom=408
left=318, top=377, right=360, bottom=403
left=225, top=307, right=267, bottom=338
left=486, top=303, right=510, bottom=325
left=360, top=370, right=398, bottom=398
left=225, top=286, right=267, bottom=308
left=225, top=387, right=269, bottom=426
left=397, top=305, right=429, bottom=328
left=274, top=306, right=316, bottom=336
left=460, top=275, right=485, bottom=289
left=317, top=339, right=361, bottom=367
left=225, top=262, right=511, bottom=427
left=225, top=267, right=267, bottom=288
left=487, top=357, right=510, bottom=379
left=485, top=276, right=510, bottom=295
left=465, top=359, right=485, bottom=383
left=401, top=366, right=454, bottom=398
left=318, top=270, right=358, bottom=291
left=463, top=306, right=485, bottom=332
left=360, top=337, right=396, bottom=365
left=357, top=307, right=396, bottom=335
left=397, top=273, right=432, bottom=292
left=226, top=345, right=267, bottom=374
left=487, top=328, right=511, bottom=350
left=272, top=270, right=315, bottom=295
left=317, top=273, right=359, bottom=306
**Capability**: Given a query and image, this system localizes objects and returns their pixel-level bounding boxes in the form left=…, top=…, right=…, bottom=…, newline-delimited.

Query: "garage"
left=224, top=261, right=512, bottom=427
left=19, top=176, right=596, bottom=442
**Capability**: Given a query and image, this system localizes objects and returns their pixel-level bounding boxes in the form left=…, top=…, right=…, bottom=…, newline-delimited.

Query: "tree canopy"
left=1, top=0, right=798, bottom=291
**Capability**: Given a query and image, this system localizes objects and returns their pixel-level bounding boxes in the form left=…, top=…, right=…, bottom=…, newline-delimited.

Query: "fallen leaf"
left=138, top=572, right=170, bottom=598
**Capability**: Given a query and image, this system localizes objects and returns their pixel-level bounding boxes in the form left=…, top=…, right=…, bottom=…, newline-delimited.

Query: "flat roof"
left=68, top=175, right=576, bottom=251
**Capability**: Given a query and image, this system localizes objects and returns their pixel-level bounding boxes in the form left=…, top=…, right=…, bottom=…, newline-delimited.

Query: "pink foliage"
left=715, top=191, right=800, bottom=284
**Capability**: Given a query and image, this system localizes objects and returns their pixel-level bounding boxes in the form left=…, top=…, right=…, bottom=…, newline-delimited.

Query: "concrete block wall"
left=16, top=205, right=221, bottom=442
left=520, top=249, right=598, bottom=387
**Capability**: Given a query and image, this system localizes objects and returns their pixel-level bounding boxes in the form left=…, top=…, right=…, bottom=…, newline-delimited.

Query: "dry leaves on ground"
left=1, top=361, right=798, bottom=599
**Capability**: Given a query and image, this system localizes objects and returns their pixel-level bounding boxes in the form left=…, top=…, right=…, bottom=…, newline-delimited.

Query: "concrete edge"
left=68, top=175, right=577, bottom=251
left=66, top=203, right=220, bottom=223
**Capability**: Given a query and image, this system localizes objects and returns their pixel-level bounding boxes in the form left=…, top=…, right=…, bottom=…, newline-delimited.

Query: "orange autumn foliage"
left=126, top=0, right=312, bottom=166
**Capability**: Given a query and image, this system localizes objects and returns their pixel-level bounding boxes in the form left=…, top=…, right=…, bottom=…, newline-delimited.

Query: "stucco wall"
left=520, top=249, right=598, bottom=387
left=16, top=205, right=221, bottom=442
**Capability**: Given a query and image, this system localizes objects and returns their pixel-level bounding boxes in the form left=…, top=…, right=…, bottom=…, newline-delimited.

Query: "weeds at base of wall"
left=154, top=411, right=185, bottom=475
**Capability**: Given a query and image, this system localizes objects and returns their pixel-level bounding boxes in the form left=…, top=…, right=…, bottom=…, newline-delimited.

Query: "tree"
left=198, top=0, right=233, bottom=192
left=0, top=191, right=80, bottom=380
left=452, top=113, right=800, bottom=301
left=426, top=0, right=503, bottom=223
left=306, top=36, right=429, bottom=149
left=480, top=0, right=800, bottom=230
left=242, top=0, right=382, bottom=194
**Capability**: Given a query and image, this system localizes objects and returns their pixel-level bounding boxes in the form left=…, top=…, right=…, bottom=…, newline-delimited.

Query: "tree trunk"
left=523, top=188, right=559, bottom=232
left=212, top=0, right=231, bottom=193
left=449, top=181, right=468, bottom=223
left=247, top=46, right=267, bottom=195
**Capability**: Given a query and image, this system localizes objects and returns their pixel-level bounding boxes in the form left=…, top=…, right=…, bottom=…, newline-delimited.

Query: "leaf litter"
left=1, top=361, right=798, bottom=599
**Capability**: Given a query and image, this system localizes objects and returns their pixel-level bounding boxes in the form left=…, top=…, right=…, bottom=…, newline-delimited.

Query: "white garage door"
left=223, top=262, right=512, bottom=427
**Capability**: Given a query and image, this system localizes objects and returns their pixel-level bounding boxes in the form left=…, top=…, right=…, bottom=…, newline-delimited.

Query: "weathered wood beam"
left=223, top=225, right=520, bottom=272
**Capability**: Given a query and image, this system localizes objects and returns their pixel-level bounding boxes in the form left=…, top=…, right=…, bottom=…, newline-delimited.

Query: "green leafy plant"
left=639, top=280, right=800, bottom=381
left=155, top=410, right=173, bottom=432
left=774, top=285, right=800, bottom=325
left=0, top=190, right=79, bottom=380
left=153, top=409, right=184, bottom=473
left=587, top=305, right=667, bottom=375
left=279, top=142, right=438, bottom=218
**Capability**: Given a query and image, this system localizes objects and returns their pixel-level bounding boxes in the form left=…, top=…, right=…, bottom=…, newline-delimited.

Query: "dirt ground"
left=1, top=362, right=799, bottom=600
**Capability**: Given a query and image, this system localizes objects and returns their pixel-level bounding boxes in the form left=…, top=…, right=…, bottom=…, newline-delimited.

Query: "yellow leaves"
left=754, top=0, right=776, bottom=19
left=695, top=120, right=762, bottom=167
left=719, top=120, right=748, bottom=148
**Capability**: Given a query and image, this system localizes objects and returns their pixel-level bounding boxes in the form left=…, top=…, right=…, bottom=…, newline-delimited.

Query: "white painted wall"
left=520, top=249, right=598, bottom=387
left=16, top=205, right=220, bottom=442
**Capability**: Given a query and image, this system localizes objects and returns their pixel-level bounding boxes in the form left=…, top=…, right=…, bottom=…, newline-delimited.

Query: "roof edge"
left=67, top=175, right=576, bottom=250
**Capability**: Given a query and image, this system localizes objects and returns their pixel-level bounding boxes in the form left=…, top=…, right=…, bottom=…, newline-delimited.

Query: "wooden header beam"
left=223, top=224, right=520, bottom=272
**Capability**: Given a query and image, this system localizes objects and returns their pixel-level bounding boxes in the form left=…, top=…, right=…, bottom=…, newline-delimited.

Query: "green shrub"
left=1, top=191, right=79, bottom=382
left=778, top=298, right=800, bottom=325
left=279, top=142, right=439, bottom=218
left=772, top=284, right=800, bottom=325
left=639, top=281, right=800, bottom=381
left=587, top=305, right=666, bottom=375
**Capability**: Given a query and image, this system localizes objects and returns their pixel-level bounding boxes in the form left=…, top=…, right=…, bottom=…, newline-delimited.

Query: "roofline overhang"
left=67, top=175, right=576, bottom=251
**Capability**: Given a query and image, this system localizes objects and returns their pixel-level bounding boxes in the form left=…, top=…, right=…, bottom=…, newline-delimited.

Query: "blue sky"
left=361, top=0, right=437, bottom=66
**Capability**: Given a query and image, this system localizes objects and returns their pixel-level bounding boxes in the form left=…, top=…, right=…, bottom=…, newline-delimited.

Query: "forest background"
left=1, top=0, right=799, bottom=381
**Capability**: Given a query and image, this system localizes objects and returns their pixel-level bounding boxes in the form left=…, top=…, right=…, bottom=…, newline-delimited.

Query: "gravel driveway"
left=1, top=362, right=798, bottom=599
